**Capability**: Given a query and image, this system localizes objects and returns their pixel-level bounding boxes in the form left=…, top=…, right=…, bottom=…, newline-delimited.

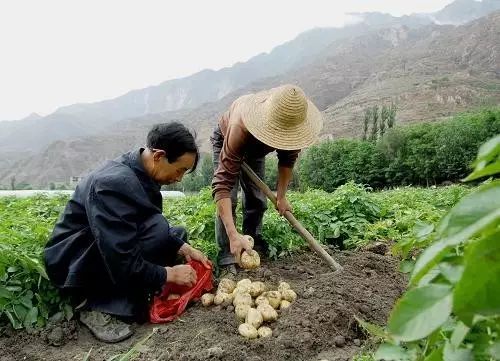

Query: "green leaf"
left=417, top=266, right=441, bottom=287
left=375, top=343, right=413, bottom=360
left=5, top=310, right=22, bottom=329
left=489, top=342, right=500, bottom=360
left=450, top=321, right=470, bottom=348
left=443, top=341, right=473, bottom=361
left=6, top=286, right=23, bottom=292
left=387, top=284, right=453, bottom=342
left=436, top=181, right=500, bottom=239
left=400, top=260, right=415, bottom=274
left=424, top=346, right=443, bottom=361
left=13, top=304, right=29, bottom=322
left=472, top=135, right=500, bottom=166
left=439, top=262, right=464, bottom=284
left=63, top=304, right=73, bottom=321
left=355, top=316, right=391, bottom=340
left=453, top=232, right=500, bottom=324
left=414, top=222, right=434, bottom=240
left=23, top=307, right=38, bottom=328
left=20, top=294, right=33, bottom=309
left=464, top=162, right=500, bottom=181
left=411, top=182, right=500, bottom=285
left=0, top=286, right=11, bottom=299
left=333, top=226, right=341, bottom=238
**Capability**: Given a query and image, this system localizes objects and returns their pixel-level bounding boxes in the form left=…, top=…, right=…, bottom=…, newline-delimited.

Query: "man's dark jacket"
left=44, top=149, right=184, bottom=296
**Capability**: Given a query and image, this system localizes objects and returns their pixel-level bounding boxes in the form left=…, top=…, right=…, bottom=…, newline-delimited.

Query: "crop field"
left=2, top=173, right=497, bottom=360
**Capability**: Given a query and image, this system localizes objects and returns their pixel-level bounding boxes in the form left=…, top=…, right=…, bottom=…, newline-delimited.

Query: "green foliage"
left=361, top=102, right=397, bottom=141
left=0, top=195, right=72, bottom=329
left=264, top=155, right=300, bottom=191
left=371, top=105, right=380, bottom=141
left=265, top=182, right=381, bottom=255
left=357, top=135, right=500, bottom=361
left=301, top=108, right=500, bottom=190
left=0, top=183, right=471, bottom=330
left=299, top=139, right=387, bottom=191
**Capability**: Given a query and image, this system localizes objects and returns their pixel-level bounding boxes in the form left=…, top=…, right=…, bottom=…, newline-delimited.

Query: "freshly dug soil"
left=0, top=251, right=406, bottom=361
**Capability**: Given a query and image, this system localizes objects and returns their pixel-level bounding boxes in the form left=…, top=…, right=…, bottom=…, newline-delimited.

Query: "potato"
left=236, top=278, right=252, bottom=289
left=233, top=278, right=252, bottom=294
left=233, top=284, right=250, bottom=295
left=241, top=250, right=261, bottom=269
left=214, top=292, right=229, bottom=306
left=233, top=292, right=253, bottom=307
left=238, top=323, right=258, bottom=339
left=265, top=291, right=282, bottom=309
left=258, top=326, right=273, bottom=338
left=280, top=300, right=291, bottom=310
left=245, top=308, right=263, bottom=329
left=257, top=303, right=278, bottom=322
left=278, top=282, right=291, bottom=293
left=244, top=235, right=254, bottom=249
left=167, top=293, right=180, bottom=300
left=281, top=289, right=297, bottom=303
left=255, top=295, right=270, bottom=306
left=201, top=293, right=214, bottom=307
left=249, top=281, right=266, bottom=297
left=235, top=304, right=251, bottom=321
left=218, top=278, right=236, bottom=294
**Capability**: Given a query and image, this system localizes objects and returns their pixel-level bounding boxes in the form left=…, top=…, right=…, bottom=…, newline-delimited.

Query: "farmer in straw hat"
left=211, top=84, right=323, bottom=273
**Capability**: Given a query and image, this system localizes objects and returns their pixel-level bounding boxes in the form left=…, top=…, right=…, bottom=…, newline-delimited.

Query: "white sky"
left=0, top=0, right=456, bottom=120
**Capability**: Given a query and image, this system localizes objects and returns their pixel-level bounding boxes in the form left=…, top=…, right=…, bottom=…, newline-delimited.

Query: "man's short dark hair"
left=146, top=122, right=199, bottom=173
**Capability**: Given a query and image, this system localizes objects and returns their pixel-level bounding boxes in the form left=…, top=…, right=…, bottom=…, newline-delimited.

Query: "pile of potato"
left=201, top=278, right=297, bottom=339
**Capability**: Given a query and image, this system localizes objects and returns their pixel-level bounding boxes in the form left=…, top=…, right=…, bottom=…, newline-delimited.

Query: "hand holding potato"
left=229, top=232, right=253, bottom=266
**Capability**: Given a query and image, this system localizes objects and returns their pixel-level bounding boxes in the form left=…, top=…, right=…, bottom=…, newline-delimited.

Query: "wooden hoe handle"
left=241, top=162, right=343, bottom=271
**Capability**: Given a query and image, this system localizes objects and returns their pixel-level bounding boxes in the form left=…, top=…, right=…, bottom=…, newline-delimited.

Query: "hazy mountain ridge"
left=1, top=1, right=499, bottom=187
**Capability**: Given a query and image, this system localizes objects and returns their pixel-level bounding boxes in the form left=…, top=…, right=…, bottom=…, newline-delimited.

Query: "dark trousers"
left=85, top=214, right=188, bottom=320
left=211, top=126, right=267, bottom=266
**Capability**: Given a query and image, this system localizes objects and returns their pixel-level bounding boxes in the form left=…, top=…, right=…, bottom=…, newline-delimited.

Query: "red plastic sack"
left=149, top=260, right=214, bottom=323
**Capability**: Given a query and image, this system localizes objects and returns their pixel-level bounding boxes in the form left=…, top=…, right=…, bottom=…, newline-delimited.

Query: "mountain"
left=2, top=1, right=497, bottom=156
left=0, top=14, right=434, bottom=155
left=430, top=0, right=500, bottom=24
left=2, top=10, right=498, bottom=188
left=1, top=1, right=500, bottom=187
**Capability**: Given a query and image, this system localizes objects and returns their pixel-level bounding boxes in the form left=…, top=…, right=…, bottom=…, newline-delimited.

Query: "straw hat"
left=236, top=84, right=323, bottom=150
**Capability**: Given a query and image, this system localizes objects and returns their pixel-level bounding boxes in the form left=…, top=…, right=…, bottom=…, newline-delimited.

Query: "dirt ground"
left=0, top=250, right=406, bottom=361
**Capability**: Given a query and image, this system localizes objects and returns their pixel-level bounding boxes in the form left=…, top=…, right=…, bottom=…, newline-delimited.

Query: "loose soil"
left=0, top=251, right=406, bottom=361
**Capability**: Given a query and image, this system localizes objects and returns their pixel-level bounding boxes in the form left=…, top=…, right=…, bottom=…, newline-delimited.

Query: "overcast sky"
left=0, top=0, right=456, bottom=120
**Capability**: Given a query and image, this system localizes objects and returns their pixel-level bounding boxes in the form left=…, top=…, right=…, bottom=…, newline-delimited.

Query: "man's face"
left=151, top=150, right=196, bottom=185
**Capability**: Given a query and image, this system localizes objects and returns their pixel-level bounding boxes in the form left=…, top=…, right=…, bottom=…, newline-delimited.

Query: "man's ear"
left=153, top=149, right=166, bottom=162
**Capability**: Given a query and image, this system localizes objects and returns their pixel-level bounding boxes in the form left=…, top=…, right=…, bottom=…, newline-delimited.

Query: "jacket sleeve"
left=276, top=149, right=301, bottom=168
left=86, top=176, right=168, bottom=293
left=211, top=112, right=248, bottom=202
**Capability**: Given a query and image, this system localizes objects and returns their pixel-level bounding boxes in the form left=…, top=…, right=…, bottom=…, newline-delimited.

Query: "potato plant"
left=357, top=135, right=500, bottom=361
left=0, top=175, right=471, bottom=330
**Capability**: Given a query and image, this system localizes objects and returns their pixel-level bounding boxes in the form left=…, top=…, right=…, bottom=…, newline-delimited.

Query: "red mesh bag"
left=149, top=260, right=213, bottom=323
